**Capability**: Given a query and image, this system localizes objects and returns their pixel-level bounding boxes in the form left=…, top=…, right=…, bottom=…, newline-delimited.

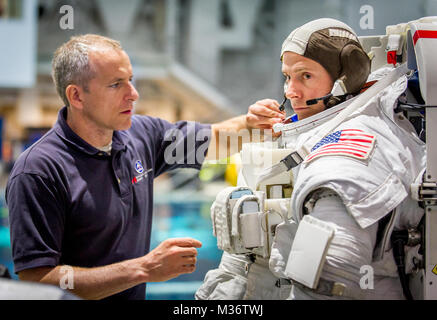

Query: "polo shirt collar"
left=54, top=106, right=127, bottom=156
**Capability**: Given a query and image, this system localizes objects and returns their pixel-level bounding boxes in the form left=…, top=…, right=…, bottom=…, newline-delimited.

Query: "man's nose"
left=285, top=80, right=301, bottom=99
left=127, top=81, right=139, bottom=101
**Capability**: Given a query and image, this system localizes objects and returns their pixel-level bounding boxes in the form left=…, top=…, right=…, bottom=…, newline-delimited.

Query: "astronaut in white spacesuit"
left=196, top=18, right=425, bottom=300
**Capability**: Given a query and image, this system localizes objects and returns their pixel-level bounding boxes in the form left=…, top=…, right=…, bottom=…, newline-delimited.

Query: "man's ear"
left=65, top=84, right=84, bottom=109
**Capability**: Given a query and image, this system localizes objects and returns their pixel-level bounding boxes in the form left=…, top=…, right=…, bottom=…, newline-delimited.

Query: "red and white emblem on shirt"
left=304, top=129, right=376, bottom=164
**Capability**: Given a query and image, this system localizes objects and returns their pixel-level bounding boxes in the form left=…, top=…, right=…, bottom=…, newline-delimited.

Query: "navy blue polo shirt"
left=6, top=107, right=211, bottom=300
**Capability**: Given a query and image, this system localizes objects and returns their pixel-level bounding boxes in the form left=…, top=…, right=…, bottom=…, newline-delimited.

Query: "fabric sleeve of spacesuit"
left=195, top=251, right=250, bottom=300
left=290, top=189, right=380, bottom=300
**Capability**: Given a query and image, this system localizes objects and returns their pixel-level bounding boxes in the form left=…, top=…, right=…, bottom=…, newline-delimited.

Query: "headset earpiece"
left=339, top=44, right=371, bottom=94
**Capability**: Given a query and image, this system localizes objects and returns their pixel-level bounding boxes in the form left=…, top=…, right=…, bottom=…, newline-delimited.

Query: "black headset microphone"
left=305, top=93, right=333, bottom=106
left=279, top=93, right=333, bottom=111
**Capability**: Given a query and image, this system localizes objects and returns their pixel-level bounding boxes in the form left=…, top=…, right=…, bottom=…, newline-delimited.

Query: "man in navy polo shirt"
left=5, top=34, right=285, bottom=300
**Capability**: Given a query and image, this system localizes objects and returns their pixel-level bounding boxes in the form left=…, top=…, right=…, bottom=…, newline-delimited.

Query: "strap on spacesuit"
left=292, top=277, right=368, bottom=299
left=255, top=63, right=410, bottom=187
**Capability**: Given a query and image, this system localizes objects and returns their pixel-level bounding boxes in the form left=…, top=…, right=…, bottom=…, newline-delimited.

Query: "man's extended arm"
left=18, top=238, right=201, bottom=300
left=206, top=99, right=285, bottom=160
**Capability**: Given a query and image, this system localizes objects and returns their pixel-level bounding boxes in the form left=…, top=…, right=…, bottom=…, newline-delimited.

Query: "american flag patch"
left=304, top=129, right=376, bottom=164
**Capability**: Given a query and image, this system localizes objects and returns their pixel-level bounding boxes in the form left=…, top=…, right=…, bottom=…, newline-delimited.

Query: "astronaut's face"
left=282, top=52, right=333, bottom=120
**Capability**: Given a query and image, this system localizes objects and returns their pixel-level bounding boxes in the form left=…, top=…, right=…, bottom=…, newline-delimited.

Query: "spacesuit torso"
left=272, top=69, right=424, bottom=299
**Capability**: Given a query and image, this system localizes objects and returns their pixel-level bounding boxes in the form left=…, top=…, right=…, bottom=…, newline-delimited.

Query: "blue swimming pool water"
left=0, top=227, right=15, bottom=280
left=0, top=189, right=16, bottom=280
left=146, top=198, right=223, bottom=300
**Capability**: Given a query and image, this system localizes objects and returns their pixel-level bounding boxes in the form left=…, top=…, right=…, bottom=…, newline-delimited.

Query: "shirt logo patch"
left=132, top=168, right=152, bottom=184
left=304, top=129, right=376, bottom=164
left=135, top=160, right=144, bottom=174
left=132, top=160, right=152, bottom=184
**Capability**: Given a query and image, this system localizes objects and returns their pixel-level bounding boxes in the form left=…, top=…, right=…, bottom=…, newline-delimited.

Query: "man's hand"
left=246, top=99, right=286, bottom=134
left=141, top=238, right=202, bottom=282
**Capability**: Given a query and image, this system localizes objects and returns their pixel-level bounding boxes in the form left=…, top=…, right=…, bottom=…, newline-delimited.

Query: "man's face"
left=81, top=48, right=139, bottom=132
left=282, top=51, right=333, bottom=120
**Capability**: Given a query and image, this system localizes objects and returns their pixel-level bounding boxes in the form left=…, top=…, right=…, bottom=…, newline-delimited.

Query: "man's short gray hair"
left=51, top=34, right=122, bottom=106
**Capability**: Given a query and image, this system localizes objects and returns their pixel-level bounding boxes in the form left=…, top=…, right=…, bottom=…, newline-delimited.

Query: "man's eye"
left=110, top=83, right=120, bottom=88
left=303, top=73, right=311, bottom=80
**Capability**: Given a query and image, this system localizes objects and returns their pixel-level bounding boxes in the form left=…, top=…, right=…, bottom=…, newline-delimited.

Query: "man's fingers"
left=182, top=257, right=197, bottom=265
left=246, top=98, right=286, bottom=130
left=247, top=113, right=283, bottom=127
left=180, top=247, right=198, bottom=257
left=252, top=99, right=284, bottom=114
left=165, top=237, right=202, bottom=248
left=180, top=264, right=196, bottom=273
left=249, top=103, right=285, bottom=119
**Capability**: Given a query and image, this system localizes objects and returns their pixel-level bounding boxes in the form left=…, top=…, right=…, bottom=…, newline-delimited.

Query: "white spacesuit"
left=274, top=68, right=424, bottom=300
left=196, top=18, right=427, bottom=300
